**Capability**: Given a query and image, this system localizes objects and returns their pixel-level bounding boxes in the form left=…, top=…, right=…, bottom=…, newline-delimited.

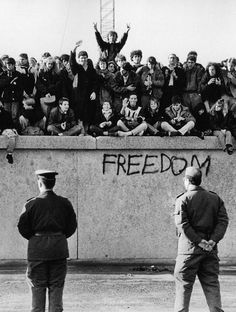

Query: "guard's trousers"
left=174, top=252, right=224, bottom=312
left=27, top=259, right=67, bottom=312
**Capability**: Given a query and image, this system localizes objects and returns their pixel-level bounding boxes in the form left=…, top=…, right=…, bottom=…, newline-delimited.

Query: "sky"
left=1, top=0, right=236, bottom=67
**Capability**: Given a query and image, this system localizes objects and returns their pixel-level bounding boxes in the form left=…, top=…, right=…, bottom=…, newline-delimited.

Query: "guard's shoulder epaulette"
left=209, top=191, right=217, bottom=195
left=26, top=197, right=36, bottom=203
left=176, top=192, right=185, bottom=199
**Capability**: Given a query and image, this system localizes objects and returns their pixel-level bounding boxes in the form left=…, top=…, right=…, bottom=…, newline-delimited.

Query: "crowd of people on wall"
left=1, top=24, right=236, bottom=163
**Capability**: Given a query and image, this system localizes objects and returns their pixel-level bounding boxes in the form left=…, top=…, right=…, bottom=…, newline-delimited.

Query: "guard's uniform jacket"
left=174, top=185, right=228, bottom=254
left=18, top=190, right=77, bottom=260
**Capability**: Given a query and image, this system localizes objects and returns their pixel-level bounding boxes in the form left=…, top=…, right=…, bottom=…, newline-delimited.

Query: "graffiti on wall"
left=102, top=153, right=211, bottom=176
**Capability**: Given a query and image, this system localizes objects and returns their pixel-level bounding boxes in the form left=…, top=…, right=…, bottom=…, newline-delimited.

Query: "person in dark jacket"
left=0, top=98, right=18, bottom=164
left=161, top=53, right=186, bottom=114
left=95, top=57, right=114, bottom=105
left=89, top=101, right=119, bottom=136
left=16, top=53, right=35, bottom=96
left=111, top=61, right=140, bottom=114
left=143, top=97, right=165, bottom=136
left=200, top=62, right=225, bottom=113
left=19, top=96, right=45, bottom=135
left=0, top=57, right=23, bottom=129
left=93, top=22, right=130, bottom=61
left=70, top=48, right=98, bottom=134
left=36, top=56, right=62, bottom=121
left=47, top=97, right=82, bottom=136
left=174, top=166, right=228, bottom=312
left=209, top=98, right=234, bottom=154
left=18, top=170, right=77, bottom=312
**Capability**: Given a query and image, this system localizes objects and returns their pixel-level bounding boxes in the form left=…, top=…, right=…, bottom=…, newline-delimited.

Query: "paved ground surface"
left=0, top=263, right=236, bottom=312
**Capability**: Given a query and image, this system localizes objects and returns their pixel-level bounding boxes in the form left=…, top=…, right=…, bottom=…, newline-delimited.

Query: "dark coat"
left=111, top=70, right=140, bottom=99
left=0, top=70, right=23, bottom=103
left=17, top=190, right=77, bottom=260
left=143, top=107, right=164, bottom=126
left=0, top=108, right=14, bottom=132
left=174, top=185, right=228, bottom=254
left=36, top=69, right=62, bottom=100
left=70, top=53, right=98, bottom=123
left=95, top=31, right=128, bottom=61
left=209, top=110, right=233, bottom=131
left=93, top=109, right=118, bottom=129
left=96, top=69, right=114, bottom=105
left=200, top=72, right=225, bottom=103
left=48, top=106, right=76, bottom=130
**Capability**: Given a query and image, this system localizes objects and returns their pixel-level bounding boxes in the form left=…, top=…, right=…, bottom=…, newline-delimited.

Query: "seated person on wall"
left=111, top=61, right=140, bottom=114
left=143, top=97, right=165, bottom=136
left=95, top=57, right=114, bottom=106
left=209, top=98, right=234, bottom=155
left=191, top=102, right=212, bottom=139
left=19, top=96, right=45, bottom=135
left=137, top=56, right=164, bottom=110
left=182, top=55, right=204, bottom=113
left=89, top=101, right=119, bottom=137
left=117, top=93, right=147, bottom=137
left=47, top=97, right=82, bottom=136
left=93, top=22, right=130, bottom=62
left=0, top=98, right=18, bottom=164
left=200, top=62, right=225, bottom=113
left=162, top=95, right=196, bottom=136
left=130, top=50, right=143, bottom=72
left=221, top=57, right=236, bottom=110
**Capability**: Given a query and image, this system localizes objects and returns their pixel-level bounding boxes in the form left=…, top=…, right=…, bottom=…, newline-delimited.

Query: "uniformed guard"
left=173, top=166, right=228, bottom=312
left=18, top=169, right=77, bottom=312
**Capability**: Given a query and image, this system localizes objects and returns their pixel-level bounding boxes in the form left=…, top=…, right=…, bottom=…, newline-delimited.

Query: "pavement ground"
left=0, top=263, right=235, bottom=312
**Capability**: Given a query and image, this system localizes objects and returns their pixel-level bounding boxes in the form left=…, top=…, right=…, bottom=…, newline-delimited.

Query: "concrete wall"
left=0, top=136, right=235, bottom=264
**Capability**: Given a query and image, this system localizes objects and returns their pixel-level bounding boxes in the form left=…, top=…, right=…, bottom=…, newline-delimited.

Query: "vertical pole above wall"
left=100, top=0, right=115, bottom=40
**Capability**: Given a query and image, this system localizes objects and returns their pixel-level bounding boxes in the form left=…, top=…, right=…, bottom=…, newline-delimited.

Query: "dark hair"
left=121, top=61, right=133, bottom=72
left=59, top=97, right=69, bottom=105
left=186, top=175, right=202, bottom=186
left=40, top=177, right=56, bottom=189
left=42, top=52, right=51, bottom=58
left=60, top=54, right=70, bottom=62
left=107, top=30, right=118, bottom=41
left=6, top=57, right=16, bottom=65
left=171, top=95, right=182, bottom=104
left=187, top=56, right=196, bottom=63
left=187, top=51, right=198, bottom=57
left=147, top=56, right=157, bottom=65
left=130, top=50, right=142, bottom=60
left=77, top=50, right=88, bottom=58
left=206, top=62, right=222, bottom=77
left=19, top=53, right=28, bottom=60
left=96, top=57, right=108, bottom=70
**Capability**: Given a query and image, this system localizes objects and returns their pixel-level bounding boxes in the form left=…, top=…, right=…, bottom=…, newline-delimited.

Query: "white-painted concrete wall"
left=0, top=136, right=235, bottom=264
